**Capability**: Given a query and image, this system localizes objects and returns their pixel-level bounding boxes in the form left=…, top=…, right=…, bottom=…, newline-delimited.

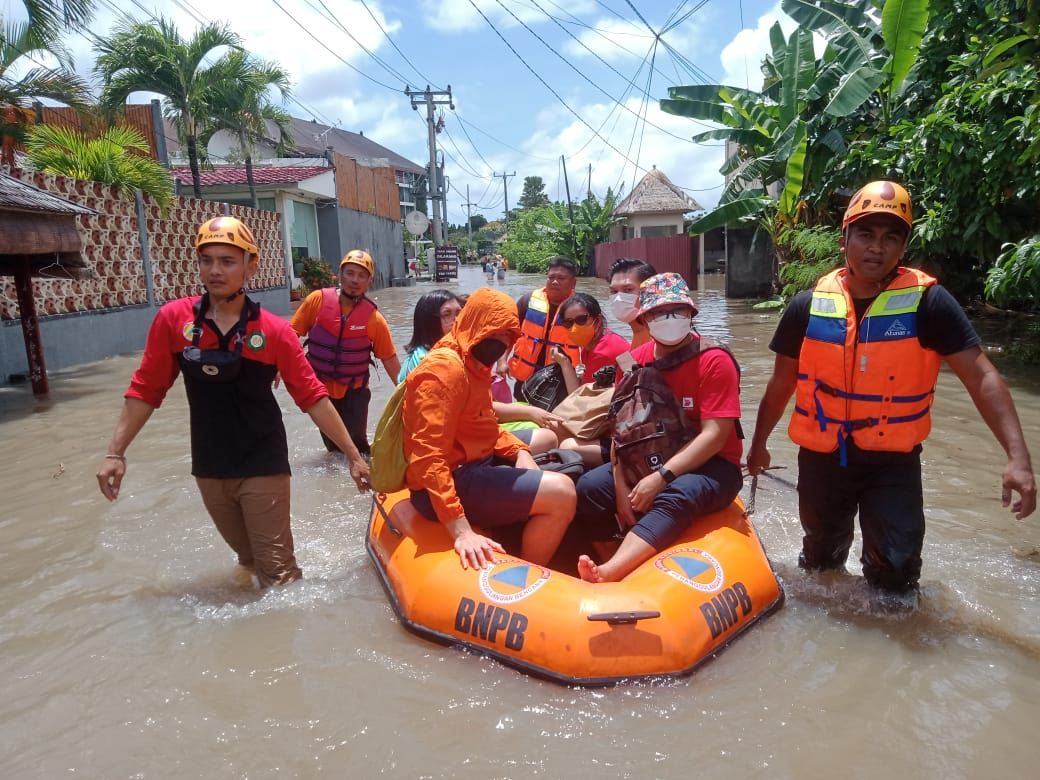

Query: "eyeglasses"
left=561, top=313, right=593, bottom=327
left=645, top=309, right=691, bottom=322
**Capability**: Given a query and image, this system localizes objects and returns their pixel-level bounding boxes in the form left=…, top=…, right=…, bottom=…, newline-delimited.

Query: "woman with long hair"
left=398, top=289, right=463, bottom=382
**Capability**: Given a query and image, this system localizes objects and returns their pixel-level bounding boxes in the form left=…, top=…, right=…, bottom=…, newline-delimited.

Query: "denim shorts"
left=410, top=456, right=544, bottom=527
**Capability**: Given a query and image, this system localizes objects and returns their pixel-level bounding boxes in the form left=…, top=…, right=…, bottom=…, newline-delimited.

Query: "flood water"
left=2, top=267, right=1038, bottom=778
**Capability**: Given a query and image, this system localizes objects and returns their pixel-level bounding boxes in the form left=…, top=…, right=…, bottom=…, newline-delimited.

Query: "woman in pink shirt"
left=551, top=292, right=630, bottom=392
left=553, top=292, right=631, bottom=468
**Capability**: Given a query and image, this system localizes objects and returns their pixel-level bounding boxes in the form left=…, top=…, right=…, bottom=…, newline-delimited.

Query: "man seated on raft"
left=397, top=287, right=577, bottom=570
left=576, top=273, right=744, bottom=583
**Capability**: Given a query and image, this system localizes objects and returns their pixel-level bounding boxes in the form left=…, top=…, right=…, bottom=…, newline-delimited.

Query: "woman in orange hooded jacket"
left=402, top=287, right=576, bottom=569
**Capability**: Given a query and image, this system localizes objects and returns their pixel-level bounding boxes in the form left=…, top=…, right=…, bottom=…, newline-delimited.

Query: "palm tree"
left=1, top=4, right=93, bottom=168
left=95, top=16, right=249, bottom=199
left=199, top=51, right=296, bottom=208
left=20, top=0, right=94, bottom=33
left=25, top=122, right=174, bottom=212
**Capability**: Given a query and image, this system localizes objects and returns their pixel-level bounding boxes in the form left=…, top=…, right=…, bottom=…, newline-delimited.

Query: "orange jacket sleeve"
left=367, top=310, right=398, bottom=361
left=404, top=363, right=467, bottom=523
left=289, top=290, right=322, bottom=336
left=493, top=427, right=528, bottom=460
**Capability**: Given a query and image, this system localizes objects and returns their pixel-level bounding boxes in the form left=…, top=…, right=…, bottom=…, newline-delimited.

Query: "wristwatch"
left=656, top=466, right=676, bottom=484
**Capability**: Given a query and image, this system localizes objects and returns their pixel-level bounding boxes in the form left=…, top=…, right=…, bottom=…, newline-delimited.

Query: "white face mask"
left=648, top=315, right=692, bottom=345
left=610, top=292, right=640, bottom=323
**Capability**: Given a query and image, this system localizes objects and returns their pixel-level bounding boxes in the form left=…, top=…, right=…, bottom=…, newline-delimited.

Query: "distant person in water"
left=96, top=217, right=369, bottom=587
left=747, top=180, right=1035, bottom=595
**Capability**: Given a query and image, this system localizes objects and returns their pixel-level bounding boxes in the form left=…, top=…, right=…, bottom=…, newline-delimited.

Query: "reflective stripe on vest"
left=305, top=288, right=375, bottom=387
left=789, top=267, right=941, bottom=465
left=507, top=287, right=581, bottom=382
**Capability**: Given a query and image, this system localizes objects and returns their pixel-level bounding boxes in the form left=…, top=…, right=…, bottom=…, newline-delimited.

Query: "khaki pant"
left=195, top=474, right=301, bottom=587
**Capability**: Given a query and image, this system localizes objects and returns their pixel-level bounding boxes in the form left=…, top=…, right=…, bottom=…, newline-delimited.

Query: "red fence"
left=594, top=235, right=699, bottom=288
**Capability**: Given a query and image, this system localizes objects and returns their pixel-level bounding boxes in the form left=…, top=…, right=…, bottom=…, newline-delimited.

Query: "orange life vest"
left=789, top=267, right=941, bottom=465
left=507, top=287, right=581, bottom=382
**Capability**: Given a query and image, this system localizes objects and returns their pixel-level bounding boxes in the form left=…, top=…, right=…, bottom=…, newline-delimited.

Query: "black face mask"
left=470, top=338, right=508, bottom=366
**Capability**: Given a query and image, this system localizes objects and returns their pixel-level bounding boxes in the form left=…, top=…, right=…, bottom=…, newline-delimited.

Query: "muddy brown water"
left=1, top=268, right=1037, bottom=778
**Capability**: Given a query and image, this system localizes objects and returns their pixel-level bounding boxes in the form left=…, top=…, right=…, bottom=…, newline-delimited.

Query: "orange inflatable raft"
left=366, top=491, right=784, bottom=686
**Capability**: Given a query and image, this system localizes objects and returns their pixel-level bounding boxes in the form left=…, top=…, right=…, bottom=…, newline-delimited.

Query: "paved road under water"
left=1, top=267, right=1038, bottom=778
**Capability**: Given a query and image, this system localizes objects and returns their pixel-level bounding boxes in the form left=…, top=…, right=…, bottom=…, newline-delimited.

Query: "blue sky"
left=6, top=0, right=798, bottom=223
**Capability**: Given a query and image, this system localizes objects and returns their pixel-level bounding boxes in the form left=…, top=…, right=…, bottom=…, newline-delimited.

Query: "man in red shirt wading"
left=96, top=217, right=370, bottom=587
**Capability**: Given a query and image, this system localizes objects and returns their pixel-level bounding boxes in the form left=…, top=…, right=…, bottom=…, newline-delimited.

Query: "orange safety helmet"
left=842, top=181, right=913, bottom=232
left=196, top=216, right=259, bottom=257
left=340, top=249, right=374, bottom=276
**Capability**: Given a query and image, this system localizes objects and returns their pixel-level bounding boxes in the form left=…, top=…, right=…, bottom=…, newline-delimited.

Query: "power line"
left=267, top=0, right=400, bottom=92
left=493, top=0, right=706, bottom=145
left=96, top=0, right=342, bottom=128
left=518, top=0, right=716, bottom=133
left=358, top=0, right=442, bottom=90
left=308, top=0, right=414, bottom=88
left=454, top=115, right=559, bottom=163
left=466, top=0, right=719, bottom=192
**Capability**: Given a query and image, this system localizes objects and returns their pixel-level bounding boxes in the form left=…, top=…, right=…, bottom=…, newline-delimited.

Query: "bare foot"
left=578, top=554, right=604, bottom=583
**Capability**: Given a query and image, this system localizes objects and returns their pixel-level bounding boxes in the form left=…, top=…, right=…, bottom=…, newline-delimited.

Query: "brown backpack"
left=609, top=337, right=740, bottom=486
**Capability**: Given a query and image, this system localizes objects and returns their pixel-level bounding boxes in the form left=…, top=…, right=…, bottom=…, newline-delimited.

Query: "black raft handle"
left=587, top=610, right=661, bottom=625
left=372, top=494, right=402, bottom=536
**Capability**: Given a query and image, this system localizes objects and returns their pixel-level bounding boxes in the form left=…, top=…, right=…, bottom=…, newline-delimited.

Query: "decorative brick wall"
left=144, top=194, right=284, bottom=304
left=0, top=169, right=285, bottom=320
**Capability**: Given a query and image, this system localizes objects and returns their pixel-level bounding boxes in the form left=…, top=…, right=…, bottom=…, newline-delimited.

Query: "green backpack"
left=369, top=347, right=461, bottom=494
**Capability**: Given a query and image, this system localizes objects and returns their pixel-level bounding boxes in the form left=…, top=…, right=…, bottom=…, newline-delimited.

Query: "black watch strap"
left=657, top=466, right=676, bottom=484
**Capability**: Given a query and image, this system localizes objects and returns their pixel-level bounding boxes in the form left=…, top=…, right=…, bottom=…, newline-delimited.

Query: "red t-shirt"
left=126, top=295, right=328, bottom=478
left=627, top=337, right=743, bottom=466
left=581, top=328, right=630, bottom=384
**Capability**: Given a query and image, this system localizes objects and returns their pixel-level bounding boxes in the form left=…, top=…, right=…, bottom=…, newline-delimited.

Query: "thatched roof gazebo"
left=612, top=167, right=703, bottom=240
left=0, top=171, right=96, bottom=395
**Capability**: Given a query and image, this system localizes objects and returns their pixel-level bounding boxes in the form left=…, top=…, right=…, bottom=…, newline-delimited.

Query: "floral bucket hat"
left=638, top=272, right=698, bottom=317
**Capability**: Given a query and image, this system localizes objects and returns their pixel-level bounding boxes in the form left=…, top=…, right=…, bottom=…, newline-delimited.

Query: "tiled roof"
left=158, top=111, right=426, bottom=176
left=170, top=165, right=332, bottom=187
left=0, top=171, right=96, bottom=215
left=614, top=167, right=703, bottom=216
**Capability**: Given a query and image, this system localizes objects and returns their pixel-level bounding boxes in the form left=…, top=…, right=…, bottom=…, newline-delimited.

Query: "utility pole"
left=406, top=84, right=453, bottom=247
left=493, top=171, right=515, bottom=231
left=561, top=156, right=579, bottom=262
left=441, top=169, right=449, bottom=235
left=464, top=184, right=479, bottom=239
left=587, top=163, right=592, bottom=199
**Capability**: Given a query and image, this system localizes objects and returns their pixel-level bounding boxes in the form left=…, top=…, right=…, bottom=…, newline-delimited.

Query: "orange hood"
left=441, top=286, right=520, bottom=359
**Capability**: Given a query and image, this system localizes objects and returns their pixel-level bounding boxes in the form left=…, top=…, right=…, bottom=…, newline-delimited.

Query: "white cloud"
left=561, top=17, right=655, bottom=62
left=718, top=2, right=824, bottom=90
left=419, top=0, right=595, bottom=34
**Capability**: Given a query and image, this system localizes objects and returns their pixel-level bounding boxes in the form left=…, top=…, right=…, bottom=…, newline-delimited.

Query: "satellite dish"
left=405, top=210, right=429, bottom=235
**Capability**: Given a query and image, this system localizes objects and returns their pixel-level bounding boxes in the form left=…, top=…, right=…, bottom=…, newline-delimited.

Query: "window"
left=640, top=225, right=677, bottom=238
left=290, top=200, right=320, bottom=259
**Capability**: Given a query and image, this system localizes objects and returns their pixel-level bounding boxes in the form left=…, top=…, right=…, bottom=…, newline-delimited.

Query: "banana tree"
left=661, top=23, right=819, bottom=232
left=782, top=0, right=929, bottom=127
left=661, top=0, right=930, bottom=234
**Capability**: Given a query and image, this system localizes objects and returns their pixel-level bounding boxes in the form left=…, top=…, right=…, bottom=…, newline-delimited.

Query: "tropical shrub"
left=775, top=223, right=843, bottom=296
left=300, top=257, right=335, bottom=292
left=26, top=123, right=174, bottom=212
left=984, top=236, right=1040, bottom=313
left=499, top=205, right=559, bottom=273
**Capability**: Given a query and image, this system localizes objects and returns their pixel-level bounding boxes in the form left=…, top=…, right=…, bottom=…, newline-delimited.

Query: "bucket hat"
left=638, top=272, right=698, bottom=318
